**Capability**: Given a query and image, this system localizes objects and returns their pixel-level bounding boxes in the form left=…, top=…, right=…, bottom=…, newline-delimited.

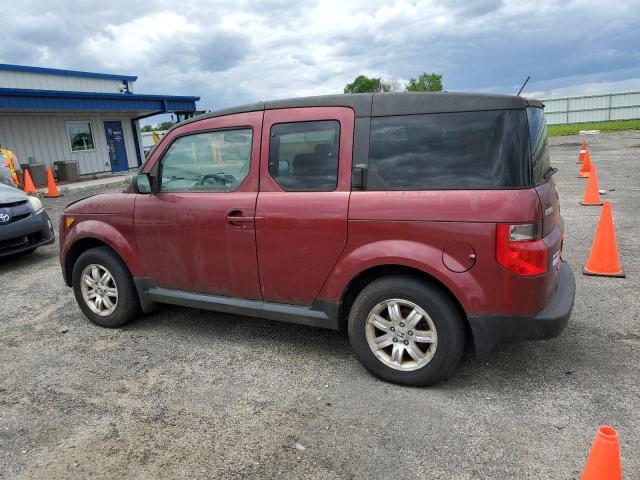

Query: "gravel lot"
left=1, top=131, right=639, bottom=479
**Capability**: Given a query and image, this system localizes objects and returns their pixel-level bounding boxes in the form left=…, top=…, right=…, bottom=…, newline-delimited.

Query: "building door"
left=104, top=121, right=129, bottom=173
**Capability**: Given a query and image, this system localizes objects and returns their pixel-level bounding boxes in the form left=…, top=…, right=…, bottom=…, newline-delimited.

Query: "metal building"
left=0, top=63, right=199, bottom=177
left=541, top=90, right=640, bottom=125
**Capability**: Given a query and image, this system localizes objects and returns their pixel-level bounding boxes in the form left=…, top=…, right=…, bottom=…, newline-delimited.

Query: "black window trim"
left=156, top=125, right=254, bottom=194
left=526, top=106, right=551, bottom=187
left=268, top=119, right=342, bottom=193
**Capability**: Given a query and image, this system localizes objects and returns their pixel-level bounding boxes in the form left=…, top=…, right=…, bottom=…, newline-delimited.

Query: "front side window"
left=368, top=110, right=530, bottom=190
left=160, top=128, right=252, bottom=192
left=66, top=122, right=95, bottom=152
left=269, top=120, right=340, bottom=192
left=527, top=107, right=551, bottom=185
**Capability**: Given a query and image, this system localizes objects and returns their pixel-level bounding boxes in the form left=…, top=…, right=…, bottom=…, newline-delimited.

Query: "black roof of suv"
left=178, top=92, right=543, bottom=126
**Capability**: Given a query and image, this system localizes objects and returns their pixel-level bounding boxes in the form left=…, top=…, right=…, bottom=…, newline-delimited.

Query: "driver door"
left=134, top=111, right=263, bottom=299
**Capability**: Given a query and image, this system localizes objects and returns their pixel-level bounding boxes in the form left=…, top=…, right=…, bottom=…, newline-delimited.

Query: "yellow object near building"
left=0, top=146, right=21, bottom=187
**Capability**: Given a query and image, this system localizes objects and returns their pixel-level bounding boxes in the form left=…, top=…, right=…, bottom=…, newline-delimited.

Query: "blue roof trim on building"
left=0, top=87, right=200, bottom=113
left=0, top=63, right=138, bottom=82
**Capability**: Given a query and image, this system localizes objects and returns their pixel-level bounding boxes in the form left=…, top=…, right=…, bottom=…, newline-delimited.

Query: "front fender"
left=318, top=239, right=485, bottom=313
left=62, top=218, right=145, bottom=281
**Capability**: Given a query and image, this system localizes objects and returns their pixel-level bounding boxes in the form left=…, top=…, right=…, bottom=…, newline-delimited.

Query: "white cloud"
left=0, top=0, right=638, bottom=113
left=83, top=12, right=195, bottom=70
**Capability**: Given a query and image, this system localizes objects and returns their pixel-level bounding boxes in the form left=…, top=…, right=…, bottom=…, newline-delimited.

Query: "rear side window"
left=368, top=110, right=530, bottom=190
left=527, top=107, right=551, bottom=185
left=269, top=121, right=340, bottom=192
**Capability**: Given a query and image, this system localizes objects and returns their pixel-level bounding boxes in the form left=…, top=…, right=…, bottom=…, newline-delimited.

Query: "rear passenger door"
left=256, top=107, right=354, bottom=305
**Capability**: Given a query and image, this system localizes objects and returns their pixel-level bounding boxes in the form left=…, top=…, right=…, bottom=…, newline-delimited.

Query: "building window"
left=66, top=122, right=95, bottom=152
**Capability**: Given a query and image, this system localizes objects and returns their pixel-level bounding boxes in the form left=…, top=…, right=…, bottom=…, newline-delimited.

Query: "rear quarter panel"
left=319, top=189, right=556, bottom=316
left=535, top=177, right=564, bottom=304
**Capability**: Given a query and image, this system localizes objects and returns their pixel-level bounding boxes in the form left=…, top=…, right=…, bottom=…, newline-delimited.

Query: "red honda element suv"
left=59, top=92, right=575, bottom=386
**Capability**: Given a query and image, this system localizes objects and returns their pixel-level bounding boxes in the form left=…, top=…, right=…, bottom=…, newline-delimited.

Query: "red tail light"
left=496, top=223, right=548, bottom=276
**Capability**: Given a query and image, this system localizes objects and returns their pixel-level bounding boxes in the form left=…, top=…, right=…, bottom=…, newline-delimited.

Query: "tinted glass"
left=368, top=110, right=530, bottom=190
left=527, top=107, right=551, bottom=185
left=160, top=129, right=252, bottom=192
left=269, top=121, right=339, bottom=191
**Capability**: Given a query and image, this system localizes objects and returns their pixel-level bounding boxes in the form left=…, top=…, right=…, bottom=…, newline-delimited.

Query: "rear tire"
left=348, top=276, right=464, bottom=386
left=72, top=246, right=140, bottom=328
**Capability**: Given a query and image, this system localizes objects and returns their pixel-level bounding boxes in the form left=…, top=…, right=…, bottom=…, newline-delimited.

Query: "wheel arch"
left=335, top=264, right=473, bottom=353
left=64, top=239, right=119, bottom=286
left=62, top=221, right=143, bottom=287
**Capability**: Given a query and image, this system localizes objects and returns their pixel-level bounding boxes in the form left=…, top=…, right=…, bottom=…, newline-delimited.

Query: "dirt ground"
left=1, top=131, right=639, bottom=479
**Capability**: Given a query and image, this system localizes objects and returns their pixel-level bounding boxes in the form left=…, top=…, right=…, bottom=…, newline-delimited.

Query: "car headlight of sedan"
left=28, top=196, right=44, bottom=214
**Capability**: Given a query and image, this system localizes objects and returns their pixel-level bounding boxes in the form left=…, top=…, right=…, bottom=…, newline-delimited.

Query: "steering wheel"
left=199, top=173, right=235, bottom=186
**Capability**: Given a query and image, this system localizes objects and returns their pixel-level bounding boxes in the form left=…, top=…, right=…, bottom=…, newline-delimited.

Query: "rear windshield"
left=526, top=107, right=551, bottom=185
left=368, top=110, right=530, bottom=190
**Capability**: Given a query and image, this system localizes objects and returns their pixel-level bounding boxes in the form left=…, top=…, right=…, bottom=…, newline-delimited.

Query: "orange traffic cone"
left=44, top=165, right=61, bottom=198
left=577, top=141, right=587, bottom=164
left=580, top=166, right=603, bottom=206
left=22, top=169, right=36, bottom=194
left=581, top=425, right=622, bottom=480
left=579, top=150, right=592, bottom=178
left=583, top=202, right=624, bottom=277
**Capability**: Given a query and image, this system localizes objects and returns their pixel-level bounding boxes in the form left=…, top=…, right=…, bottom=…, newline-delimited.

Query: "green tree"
left=141, top=121, right=175, bottom=132
left=156, top=121, right=175, bottom=131
left=381, top=79, right=400, bottom=92
left=344, top=74, right=384, bottom=93
left=405, top=73, right=443, bottom=92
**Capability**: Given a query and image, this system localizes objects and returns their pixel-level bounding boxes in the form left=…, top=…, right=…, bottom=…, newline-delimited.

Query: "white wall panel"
left=0, top=113, right=141, bottom=175
left=569, top=95, right=609, bottom=111
left=0, top=71, right=134, bottom=93
left=568, top=110, right=608, bottom=123
left=542, top=98, right=568, bottom=113
left=545, top=112, right=568, bottom=124
left=542, top=91, right=640, bottom=124
left=611, top=106, right=640, bottom=120
left=611, top=93, right=640, bottom=108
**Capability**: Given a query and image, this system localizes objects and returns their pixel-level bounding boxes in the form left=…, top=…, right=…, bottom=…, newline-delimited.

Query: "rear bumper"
left=467, top=261, right=576, bottom=359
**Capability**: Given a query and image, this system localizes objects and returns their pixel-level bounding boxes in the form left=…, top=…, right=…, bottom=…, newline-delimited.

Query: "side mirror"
left=135, top=173, right=152, bottom=194
left=351, top=164, right=368, bottom=190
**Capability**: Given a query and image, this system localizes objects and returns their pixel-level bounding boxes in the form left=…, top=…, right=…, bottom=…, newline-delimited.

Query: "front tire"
left=72, top=246, right=140, bottom=328
left=348, top=276, right=464, bottom=386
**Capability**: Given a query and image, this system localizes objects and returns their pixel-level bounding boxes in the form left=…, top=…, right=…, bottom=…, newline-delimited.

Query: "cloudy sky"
left=1, top=0, right=640, bottom=115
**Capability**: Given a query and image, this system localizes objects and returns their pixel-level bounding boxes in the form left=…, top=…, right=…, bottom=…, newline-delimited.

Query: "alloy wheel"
left=80, top=263, right=118, bottom=316
left=365, top=298, right=438, bottom=371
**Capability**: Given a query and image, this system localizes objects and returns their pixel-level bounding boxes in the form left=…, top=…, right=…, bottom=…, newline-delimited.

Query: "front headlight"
left=28, top=196, right=44, bottom=214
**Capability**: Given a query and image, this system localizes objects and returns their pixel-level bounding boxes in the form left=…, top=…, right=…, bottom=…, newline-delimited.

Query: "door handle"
left=227, top=210, right=255, bottom=229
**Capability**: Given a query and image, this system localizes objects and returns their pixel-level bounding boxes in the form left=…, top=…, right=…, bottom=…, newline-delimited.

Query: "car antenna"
left=517, top=76, right=530, bottom=96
